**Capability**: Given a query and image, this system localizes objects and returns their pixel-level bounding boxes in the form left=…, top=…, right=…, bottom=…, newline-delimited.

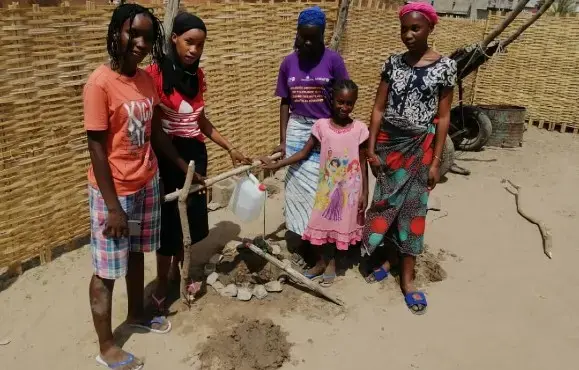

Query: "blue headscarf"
left=297, top=6, right=326, bottom=33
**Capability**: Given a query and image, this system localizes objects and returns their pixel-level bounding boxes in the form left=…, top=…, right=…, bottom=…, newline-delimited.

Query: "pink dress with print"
left=302, top=119, right=369, bottom=250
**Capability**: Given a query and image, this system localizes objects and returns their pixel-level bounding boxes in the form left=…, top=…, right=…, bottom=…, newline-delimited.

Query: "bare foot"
left=98, top=346, right=143, bottom=370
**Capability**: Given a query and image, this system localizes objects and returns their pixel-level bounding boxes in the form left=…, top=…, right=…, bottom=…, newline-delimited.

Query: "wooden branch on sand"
left=502, top=179, right=553, bottom=259
left=179, top=161, right=195, bottom=305
left=244, top=242, right=345, bottom=306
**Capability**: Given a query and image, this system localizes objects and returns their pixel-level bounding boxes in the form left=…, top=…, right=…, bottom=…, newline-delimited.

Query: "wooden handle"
left=164, top=152, right=283, bottom=203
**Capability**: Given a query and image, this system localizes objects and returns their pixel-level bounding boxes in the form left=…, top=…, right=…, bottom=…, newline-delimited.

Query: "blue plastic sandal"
left=404, top=291, right=428, bottom=315
left=366, top=266, right=389, bottom=284
left=303, top=271, right=322, bottom=280
left=319, top=274, right=336, bottom=287
left=128, top=316, right=172, bottom=334
left=96, top=353, right=143, bottom=369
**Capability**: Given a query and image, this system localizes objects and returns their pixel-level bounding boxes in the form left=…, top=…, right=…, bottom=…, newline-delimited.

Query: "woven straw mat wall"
left=0, top=0, right=339, bottom=268
left=473, top=12, right=579, bottom=127
left=341, top=2, right=486, bottom=119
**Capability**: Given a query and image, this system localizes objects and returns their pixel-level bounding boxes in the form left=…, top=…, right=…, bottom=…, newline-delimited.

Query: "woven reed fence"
left=474, top=11, right=579, bottom=129
left=0, top=0, right=574, bottom=270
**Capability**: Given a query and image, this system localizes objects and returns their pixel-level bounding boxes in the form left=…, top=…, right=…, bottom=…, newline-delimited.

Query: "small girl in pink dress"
left=264, top=80, right=369, bottom=287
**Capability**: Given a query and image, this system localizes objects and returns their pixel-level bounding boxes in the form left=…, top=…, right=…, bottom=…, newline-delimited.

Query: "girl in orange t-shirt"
left=145, top=12, right=251, bottom=314
left=83, top=4, right=202, bottom=369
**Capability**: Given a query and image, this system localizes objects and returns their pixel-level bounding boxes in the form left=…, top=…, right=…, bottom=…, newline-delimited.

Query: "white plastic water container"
left=228, top=174, right=267, bottom=223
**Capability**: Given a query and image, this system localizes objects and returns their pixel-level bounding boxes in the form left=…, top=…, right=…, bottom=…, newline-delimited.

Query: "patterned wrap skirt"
left=362, top=116, right=435, bottom=256
left=284, top=114, right=321, bottom=236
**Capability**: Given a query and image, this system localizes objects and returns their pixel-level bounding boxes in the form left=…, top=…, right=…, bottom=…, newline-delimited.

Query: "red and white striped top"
left=145, top=64, right=207, bottom=141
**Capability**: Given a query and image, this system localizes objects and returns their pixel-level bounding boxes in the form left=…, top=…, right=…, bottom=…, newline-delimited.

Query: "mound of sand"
left=415, top=248, right=448, bottom=286
left=199, top=317, right=291, bottom=370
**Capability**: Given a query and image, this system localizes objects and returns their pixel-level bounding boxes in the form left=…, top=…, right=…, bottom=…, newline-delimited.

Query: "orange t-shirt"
left=83, top=65, right=160, bottom=196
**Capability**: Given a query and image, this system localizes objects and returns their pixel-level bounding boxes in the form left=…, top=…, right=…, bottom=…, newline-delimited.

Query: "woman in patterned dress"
left=363, top=3, right=457, bottom=315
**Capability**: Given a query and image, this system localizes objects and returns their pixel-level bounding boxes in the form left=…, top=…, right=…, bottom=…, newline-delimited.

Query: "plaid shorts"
left=89, top=173, right=161, bottom=280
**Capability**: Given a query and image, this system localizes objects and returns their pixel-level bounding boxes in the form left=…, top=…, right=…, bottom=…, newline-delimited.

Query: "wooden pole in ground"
left=163, top=0, right=180, bottom=47
left=480, top=0, right=531, bottom=49
left=500, top=0, right=555, bottom=48
left=178, top=161, right=195, bottom=305
left=329, top=0, right=351, bottom=51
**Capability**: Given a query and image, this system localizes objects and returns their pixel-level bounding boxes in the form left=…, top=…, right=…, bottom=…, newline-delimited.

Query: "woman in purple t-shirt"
left=274, top=6, right=349, bottom=268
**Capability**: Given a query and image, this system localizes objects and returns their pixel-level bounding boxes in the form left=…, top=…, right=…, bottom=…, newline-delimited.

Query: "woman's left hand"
left=229, top=149, right=252, bottom=166
left=428, top=164, right=440, bottom=190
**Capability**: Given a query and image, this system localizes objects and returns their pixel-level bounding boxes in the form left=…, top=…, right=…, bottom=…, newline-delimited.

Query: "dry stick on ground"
left=502, top=179, right=553, bottom=259
left=243, top=243, right=345, bottom=306
left=329, top=0, right=351, bottom=51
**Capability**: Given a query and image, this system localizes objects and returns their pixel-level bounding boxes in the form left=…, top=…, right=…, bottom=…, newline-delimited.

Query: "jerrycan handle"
left=248, top=173, right=260, bottom=185
left=247, top=172, right=267, bottom=192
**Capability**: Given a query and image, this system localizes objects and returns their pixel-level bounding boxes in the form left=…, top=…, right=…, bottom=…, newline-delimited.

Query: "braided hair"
left=106, top=2, right=165, bottom=71
left=332, top=79, right=358, bottom=97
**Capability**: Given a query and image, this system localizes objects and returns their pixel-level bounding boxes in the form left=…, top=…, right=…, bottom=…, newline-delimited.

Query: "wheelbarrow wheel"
left=439, top=134, right=454, bottom=177
left=450, top=105, right=492, bottom=151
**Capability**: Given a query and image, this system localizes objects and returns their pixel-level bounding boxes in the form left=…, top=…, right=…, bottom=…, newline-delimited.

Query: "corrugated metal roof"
left=431, top=0, right=539, bottom=13
left=433, top=0, right=472, bottom=14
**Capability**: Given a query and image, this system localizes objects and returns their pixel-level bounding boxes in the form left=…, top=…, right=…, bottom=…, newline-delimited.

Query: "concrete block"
left=211, top=178, right=236, bottom=207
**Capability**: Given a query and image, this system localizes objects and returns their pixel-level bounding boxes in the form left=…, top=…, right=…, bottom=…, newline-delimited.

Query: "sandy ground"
left=1, top=127, right=579, bottom=369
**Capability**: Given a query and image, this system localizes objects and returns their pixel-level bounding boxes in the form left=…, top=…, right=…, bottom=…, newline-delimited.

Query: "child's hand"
left=229, top=149, right=252, bottom=166
left=192, top=172, right=206, bottom=185
left=262, top=161, right=280, bottom=171
left=358, top=191, right=368, bottom=214
left=272, top=143, right=286, bottom=158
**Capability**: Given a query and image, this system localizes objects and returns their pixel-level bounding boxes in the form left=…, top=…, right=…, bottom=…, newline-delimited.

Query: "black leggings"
left=157, top=137, right=209, bottom=257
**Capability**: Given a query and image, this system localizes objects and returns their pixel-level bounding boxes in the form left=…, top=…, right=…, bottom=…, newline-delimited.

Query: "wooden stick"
left=179, top=161, right=195, bottom=305
left=502, top=179, right=553, bottom=259
left=500, top=0, right=555, bottom=48
left=163, top=153, right=282, bottom=203
left=163, top=0, right=180, bottom=48
left=480, top=0, right=531, bottom=49
left=244, top=243, right=345, bottom=306
left=329, top=0, right=351, bottom=51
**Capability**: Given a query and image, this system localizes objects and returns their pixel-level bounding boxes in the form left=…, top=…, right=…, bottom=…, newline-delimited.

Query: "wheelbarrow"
left=447, top=0, right=554, bottom=152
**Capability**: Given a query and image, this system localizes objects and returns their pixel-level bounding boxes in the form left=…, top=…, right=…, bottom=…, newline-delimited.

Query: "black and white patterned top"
left=381, top=53, right=457, bottom=129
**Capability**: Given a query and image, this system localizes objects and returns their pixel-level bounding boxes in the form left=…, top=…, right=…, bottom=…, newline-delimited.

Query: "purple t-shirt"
left=275, top=48, right=349, bottom=120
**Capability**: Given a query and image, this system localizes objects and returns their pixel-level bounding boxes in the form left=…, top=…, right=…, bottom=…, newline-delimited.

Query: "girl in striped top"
left=145, top=12, right=251, bottom=313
